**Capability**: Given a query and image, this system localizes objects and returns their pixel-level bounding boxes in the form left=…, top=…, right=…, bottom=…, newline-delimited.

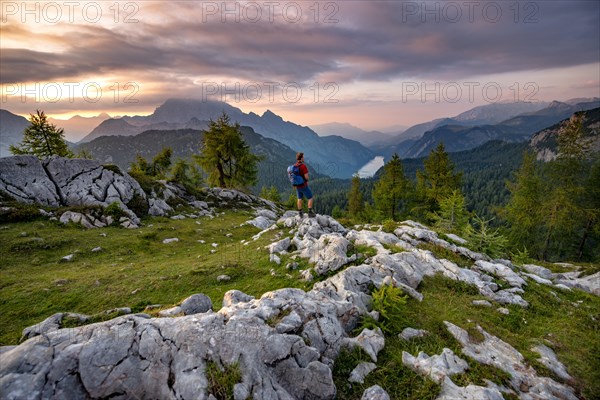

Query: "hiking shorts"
left=296, top=185, right=313, bottom=200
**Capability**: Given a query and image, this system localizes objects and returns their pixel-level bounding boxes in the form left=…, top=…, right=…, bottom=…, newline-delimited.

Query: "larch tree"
left=196, top=112, right=262, bottom=190
left=347, top=174, right=364, bottom=219
left=10, top=110, right=73, bottom=158
left=504, top=151, right=545, bottom=257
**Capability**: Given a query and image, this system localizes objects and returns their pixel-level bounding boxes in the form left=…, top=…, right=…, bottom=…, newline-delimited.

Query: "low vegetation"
left=333, top=274, right=600, bottom=399
left=0, top=209, right=309, bottom=345
left=1, top=205, right=598, bottom=399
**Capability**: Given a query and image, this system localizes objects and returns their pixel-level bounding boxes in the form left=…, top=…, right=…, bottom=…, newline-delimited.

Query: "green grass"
left=333, top=274, right=600, bottom=399
left=206, top=360, right=242, bottom=399
left=0, top=210, right=309, bottom=345
left=2, top=209, right=599, bottom=399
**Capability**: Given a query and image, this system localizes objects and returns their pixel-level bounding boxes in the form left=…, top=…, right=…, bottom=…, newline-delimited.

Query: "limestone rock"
left=436, top=377, right=505, bottom=400
left=555, top=271, right=600, bottom=296
left=348, top=361, right=377, bottom=384
left=343, top=328, right=385, bottom=362
left=361, top=385, right=390, bottom=400
left=445, top=321, right=577, bottom=400
left=180, top=294, right=212, bottom=315
left=0, top=155, right=60, bottom=206
left=474, top=260, right=526, bottom=288
left=21, top=312, right=89, bottom=341
left=399, top=327, right=429, bottom=341
left=268, top=237, right=291, bottom=254
left=532, top=344, right=572, bottom=381
left=148, top=197, right=173, bottom=217
left=522, top=264, right=553, bottom=280
left=0, top=156, right=146, bottom=220
left=222, top=290, right=254, bottom=307
left=158, top=306, right=183, bottom=317
left=402, top=348, right=469, bottom=384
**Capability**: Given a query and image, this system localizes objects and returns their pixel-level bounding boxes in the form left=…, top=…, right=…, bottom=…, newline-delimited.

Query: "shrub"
left=102, top=164, right=123, bottom=176
left=126, top=193, right=149, bottom=217
left=0, top=203, right=42, bottom=223
left=371, top=284, right=408, bottom=335
left=104, top=202, right=126, bottom=220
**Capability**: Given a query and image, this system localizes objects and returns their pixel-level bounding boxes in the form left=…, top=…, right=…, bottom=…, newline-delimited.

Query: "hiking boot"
left=308, top=209, right=316, bottom=218
left=298, top=209, right=304, bottom=218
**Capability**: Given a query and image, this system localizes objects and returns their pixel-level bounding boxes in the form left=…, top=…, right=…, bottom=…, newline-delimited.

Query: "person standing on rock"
left=288, top=152, right=315, bottom=218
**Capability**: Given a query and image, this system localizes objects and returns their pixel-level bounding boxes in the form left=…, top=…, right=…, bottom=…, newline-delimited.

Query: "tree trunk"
left=217, top=162, right=226, bottom=188
left=577, top=218, right=593, bottom=261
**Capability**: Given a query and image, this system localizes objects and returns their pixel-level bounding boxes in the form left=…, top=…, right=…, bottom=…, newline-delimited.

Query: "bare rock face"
left=0, top=155, right=146, bottom=221
left=0, top=155, right=60, bottom=206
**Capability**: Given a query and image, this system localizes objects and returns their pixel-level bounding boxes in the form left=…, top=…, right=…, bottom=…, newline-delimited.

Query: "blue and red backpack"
left=287, top=163, right=305, bottom=186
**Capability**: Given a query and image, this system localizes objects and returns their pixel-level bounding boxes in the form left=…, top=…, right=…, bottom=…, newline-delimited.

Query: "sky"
left=1, top=0, right=599, bottom=131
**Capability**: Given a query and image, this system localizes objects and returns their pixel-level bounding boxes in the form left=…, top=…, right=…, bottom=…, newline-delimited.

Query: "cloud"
left=1, top=0, right=598, bottom=124
left=2, top=1, right=599, bottom=84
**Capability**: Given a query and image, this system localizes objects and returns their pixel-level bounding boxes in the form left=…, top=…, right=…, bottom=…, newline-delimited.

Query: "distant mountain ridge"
left=48, top=113, right=111, bottom=142
left=80, top=99, right=374, bottom=178
left=392, top=99, right=600, bottom=159
left=0, top=110, right=29, bottom=157
left=309, top=122, right=396, bottom=146
left=530, top=107, right=600, bottom=161
left=379, top=101, right=551, bottom=148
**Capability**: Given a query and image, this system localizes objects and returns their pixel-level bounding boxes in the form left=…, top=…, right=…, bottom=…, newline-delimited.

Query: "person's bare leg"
left=308, top=198, right=314, bottom=209
left=297, top=199, right=303, bottom=210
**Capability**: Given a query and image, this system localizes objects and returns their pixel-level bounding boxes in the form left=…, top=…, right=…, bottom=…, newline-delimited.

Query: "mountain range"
left=309, top=122, right=398, bottom=146
left=381, top=99, right=600, bottom=159
left=2, top=97, right=599, bottom=178
left=78, top=99, right=374, bottom=178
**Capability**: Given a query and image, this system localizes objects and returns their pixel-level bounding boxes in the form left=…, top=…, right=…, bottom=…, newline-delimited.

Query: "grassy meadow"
left=1, top=209, right=598, bottom=399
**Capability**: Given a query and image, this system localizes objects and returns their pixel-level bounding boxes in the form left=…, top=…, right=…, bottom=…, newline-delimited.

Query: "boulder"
left=531, top=344, right=572, bottom=381
left=180, top=294, right=212, bottom=315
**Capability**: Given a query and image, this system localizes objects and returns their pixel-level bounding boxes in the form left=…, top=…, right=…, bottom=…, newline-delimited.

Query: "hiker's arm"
left=304, top=172, right=309, bottom=183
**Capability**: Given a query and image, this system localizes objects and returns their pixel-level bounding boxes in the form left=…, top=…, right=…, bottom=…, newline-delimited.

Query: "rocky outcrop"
left=0, top=155, right=146, bottom=221
left=445, top=322, right=577, bottom=400
left=1, top=215, right=590, bottom=399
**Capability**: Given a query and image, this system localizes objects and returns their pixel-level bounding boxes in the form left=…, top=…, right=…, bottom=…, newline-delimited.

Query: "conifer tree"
left=504, top=151, right=545, bottom=256
left=10, top=110, right=73, bottom=158
left=372, top=153, right=411, bottom=220
left=267, top=186, right=281, bottom=202
left=152, top=147, right=173, bottom=178
left=169, top=158, right=204, bottom=193
left=540, top=114, right=588, bottom=260
left=415, top=142, right=462, bottom=217
left=196, top=112, right=262, bottom=190
left=348, top=174, right=364, bottom=219
left=433, top=189, right=470, bottom=233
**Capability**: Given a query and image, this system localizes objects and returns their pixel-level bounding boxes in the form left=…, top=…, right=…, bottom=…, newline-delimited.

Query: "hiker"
left=289, top=152, right=315, bottom=218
